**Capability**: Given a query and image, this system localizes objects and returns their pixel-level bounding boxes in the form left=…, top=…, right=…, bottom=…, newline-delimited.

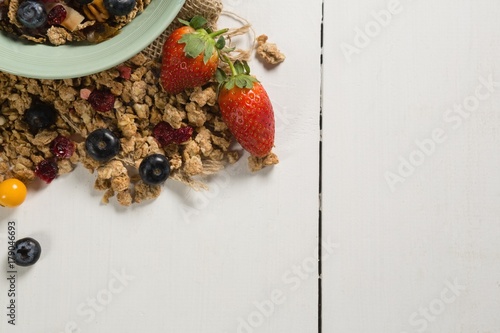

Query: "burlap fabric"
left=144, top=0, right=223, bottom=60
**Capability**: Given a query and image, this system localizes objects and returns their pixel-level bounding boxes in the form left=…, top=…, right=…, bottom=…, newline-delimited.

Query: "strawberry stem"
left=221, top=54, right=238, bottom=76
left=208, top=28, right=229, bottom=39
left=219, top=55, right=258, bottom=90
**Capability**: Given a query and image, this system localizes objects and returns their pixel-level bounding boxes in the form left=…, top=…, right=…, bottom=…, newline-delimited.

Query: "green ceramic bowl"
left=0, top=0, right=185, bottom=79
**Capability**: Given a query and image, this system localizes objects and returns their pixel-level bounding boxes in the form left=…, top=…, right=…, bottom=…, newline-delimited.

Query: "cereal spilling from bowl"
left=0, top=0, right=149, bottom=45
left=0, top=16, right=281, bottom=206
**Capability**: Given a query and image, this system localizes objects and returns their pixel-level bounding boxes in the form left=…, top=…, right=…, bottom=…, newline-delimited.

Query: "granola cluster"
left=0, top=0, right=150, bottom=45
left=0, top=52, right=278, bottom=206
left=256, top=35, right=286, bottom=65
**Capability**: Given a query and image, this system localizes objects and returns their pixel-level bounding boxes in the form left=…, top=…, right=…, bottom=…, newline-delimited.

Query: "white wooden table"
left=324, top=0, right=500, bottom=332
left=1, top=1, right=321, bottom=332
left=2, top=0, right=500, bottom=332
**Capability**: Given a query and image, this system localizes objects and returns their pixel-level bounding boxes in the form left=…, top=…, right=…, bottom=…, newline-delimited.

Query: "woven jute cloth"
left=144, top=0, right=223, bottom=60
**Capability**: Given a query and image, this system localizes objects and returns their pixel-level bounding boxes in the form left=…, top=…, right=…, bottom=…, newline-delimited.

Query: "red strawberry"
left=217, top=60, right=275, bottom=157
left=160, top=16, right=227, bottom=95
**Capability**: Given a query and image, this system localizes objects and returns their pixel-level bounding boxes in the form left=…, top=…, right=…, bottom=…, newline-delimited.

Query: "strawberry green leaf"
left=243, top=61, right=251, bottom=74
left=179, top=33, right=207, bottom=58
left=178, top=27, right=227, bottom=63
left=220, top=55, right=259, bottom=91
left=236, top=75, right=257, bottom=89
left=189, top=15, right=207, bottom=30
left=235, top=77, right=248, bottom=89
left=224, top=75, right=258, bottom=90
left=215, top=36, right=226, bottom=50
left=221, top=46, right=236, bottom=53
left=215, top=68, right=227, bottom=84
left=204, top=43, right=215, bottom=64
left=225, top=79, right=235, bottom=90
left=234, top=61, right=245, bottom=75
left=178, top=18, right=191, bottom=26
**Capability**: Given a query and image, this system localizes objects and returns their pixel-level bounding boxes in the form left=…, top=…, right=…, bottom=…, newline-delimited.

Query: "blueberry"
left=85, top=129, right=121, bottom=162
left=23, top=103, right=58, bottom=134
left=13, top=237, right=41, bottom=267
left=139, top=154, right=170, bottom=186
left=17, top=1, right=47, bottom=29
left=103, top=0, right=136, bottom=16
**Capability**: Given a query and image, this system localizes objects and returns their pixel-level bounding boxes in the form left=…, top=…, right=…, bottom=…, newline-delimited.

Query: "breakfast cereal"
left=0, top=51, right=278, bottom=205
left=0, top=0, right=150, bottom=45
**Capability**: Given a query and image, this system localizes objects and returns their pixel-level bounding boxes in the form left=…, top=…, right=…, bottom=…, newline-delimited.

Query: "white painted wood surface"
left=0, top=1, right=322, bottom=333
left=323, top=0, right=500, bottom=332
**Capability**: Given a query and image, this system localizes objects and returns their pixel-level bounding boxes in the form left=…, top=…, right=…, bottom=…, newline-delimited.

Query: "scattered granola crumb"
left=248, top=152, right=279, bottom=172
left=134, top=181, right=161, bottom=203
left=117, top=190, right=133, bottom=206
left=256, top=35, right=286, bottom=65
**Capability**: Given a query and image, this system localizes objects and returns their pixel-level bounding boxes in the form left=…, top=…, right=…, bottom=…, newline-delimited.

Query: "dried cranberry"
left=47, top=5, right=67, bottom=26
left=117, top=65, right=132, bottom=80
left=34, top=159, right=59, bottom=184
left=88, top=89, right=115, bottom=112
left=175, top=127, right=194, bottom=143
left=50, top=135, right=75, bottom=159
left=153, top=121, right=193, bottom=147
left=152, top=122, right=174, bottom=146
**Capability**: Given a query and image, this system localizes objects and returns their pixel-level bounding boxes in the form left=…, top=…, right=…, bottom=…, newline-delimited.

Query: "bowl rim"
left=0, top=0, right=186, bottom=79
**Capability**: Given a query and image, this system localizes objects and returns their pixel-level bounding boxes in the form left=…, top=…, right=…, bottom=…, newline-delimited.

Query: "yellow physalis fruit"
left=0, top=179, right=27, bottom=207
